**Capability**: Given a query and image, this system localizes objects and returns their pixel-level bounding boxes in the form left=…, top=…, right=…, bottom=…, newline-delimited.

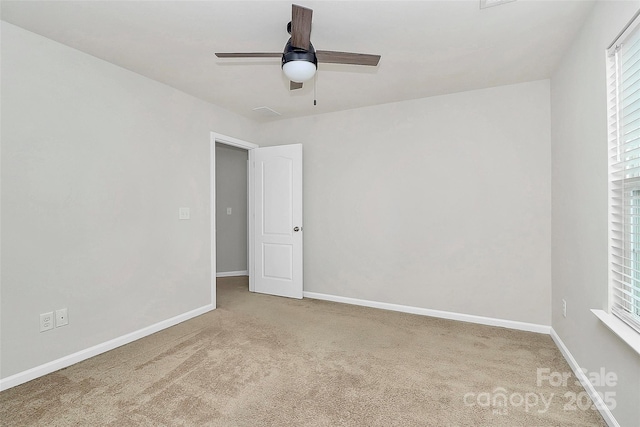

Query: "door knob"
left=293, top=226, right=300, bottom=232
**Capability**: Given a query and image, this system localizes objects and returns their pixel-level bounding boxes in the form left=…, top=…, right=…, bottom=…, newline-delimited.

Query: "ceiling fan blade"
left=290, top=81, right=303, bottom=90
left=316, top=50, right=381, bottom=66
left=215, top=52, right=282, bottom=58
left=291, top=4, right=312, bottom=50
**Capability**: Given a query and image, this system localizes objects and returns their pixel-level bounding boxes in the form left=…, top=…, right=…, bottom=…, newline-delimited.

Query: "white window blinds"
left=608, top=13, right=640, bottom=334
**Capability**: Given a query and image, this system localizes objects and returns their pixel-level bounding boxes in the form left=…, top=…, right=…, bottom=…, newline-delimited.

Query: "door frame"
left=210, top=132, right=259, bottom=306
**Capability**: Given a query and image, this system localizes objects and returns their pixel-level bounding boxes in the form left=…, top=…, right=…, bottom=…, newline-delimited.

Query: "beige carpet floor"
left=1, top=277, right=605, bottom=426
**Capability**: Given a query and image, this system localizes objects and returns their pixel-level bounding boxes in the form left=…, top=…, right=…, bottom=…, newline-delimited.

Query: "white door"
left=251, top=144, right=303, bottom=299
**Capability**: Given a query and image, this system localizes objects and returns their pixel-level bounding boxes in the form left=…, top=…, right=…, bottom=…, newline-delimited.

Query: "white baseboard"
left=0, top=304, right=214, bottom=391
left=302, top=291, right=550, bottom=334
left=550, top=328, right=619, bottom=427
left=216, top=270, right=248, bottom=277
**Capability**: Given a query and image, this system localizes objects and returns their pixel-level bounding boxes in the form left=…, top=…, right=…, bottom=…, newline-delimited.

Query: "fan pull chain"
left=314, top=72, right=317, bottom=106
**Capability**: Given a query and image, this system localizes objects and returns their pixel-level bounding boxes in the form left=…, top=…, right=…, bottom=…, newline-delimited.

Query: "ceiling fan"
left=215, top=4, right=381, bottom=91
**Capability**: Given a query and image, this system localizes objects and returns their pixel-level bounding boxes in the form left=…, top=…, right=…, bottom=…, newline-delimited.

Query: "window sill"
left=591, top=309, right=640, bottom=356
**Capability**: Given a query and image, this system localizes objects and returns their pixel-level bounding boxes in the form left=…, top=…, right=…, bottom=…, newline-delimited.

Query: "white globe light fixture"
left=282, top=60, right=316, bottom=83
left=281, top=39, right=317, bottom=83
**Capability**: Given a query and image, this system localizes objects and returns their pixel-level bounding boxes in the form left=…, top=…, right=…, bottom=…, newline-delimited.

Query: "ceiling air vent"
left=480, top=0, right=516, bottom=9
left=252, top=106, right=282, bottom=118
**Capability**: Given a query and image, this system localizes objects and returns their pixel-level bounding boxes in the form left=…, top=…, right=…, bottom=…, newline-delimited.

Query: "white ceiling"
left=1, top=0, right=595, bottom=122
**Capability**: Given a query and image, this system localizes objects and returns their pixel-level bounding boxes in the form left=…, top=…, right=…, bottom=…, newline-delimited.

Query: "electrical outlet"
left=55, top=308, right=68, bottom=327
left=40, top=312, right=54, bottom=332
left=227, top=207, right=232, bottom=215
left=179, top=207, right=190, bottom=220
left=562, top=299, right=567, bottom=318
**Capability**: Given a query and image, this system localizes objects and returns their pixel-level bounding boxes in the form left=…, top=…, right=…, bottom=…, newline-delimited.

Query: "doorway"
left=210, top=133, right=304, bottom=307
left=210, top=133, right=258, bottom=308
left=215, top=142, right=248, bottom=278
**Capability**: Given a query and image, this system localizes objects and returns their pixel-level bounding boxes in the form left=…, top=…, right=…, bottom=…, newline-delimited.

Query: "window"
left=608, top=12, right=640, bottom=334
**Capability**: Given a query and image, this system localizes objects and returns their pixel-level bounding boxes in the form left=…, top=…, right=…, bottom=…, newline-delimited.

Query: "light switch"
left=179, top=207, right=190, bottom=220
left=227, top=208, right=232, bottom=215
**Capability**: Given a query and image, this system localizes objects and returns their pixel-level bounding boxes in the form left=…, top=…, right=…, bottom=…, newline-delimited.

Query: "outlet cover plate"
left=40, top=312, right=54, bottom=332
left=179, top=207, right=190, bottom=220
left=55, top=308, right=69, bottom=327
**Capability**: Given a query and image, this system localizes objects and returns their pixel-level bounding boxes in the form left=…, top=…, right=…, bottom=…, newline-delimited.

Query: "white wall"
left=550, top=2, right=640, bottom=426
left=215, top=143, right=248, bottom=273
left=10, top=8, right=639, bottom=423
left=0, top=22, right=257, bottom=379
left=259, top=80, right=552, bottom=326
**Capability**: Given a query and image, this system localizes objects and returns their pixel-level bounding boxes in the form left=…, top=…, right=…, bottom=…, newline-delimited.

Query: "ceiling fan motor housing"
left=282, top=39, right=318, bottom=69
